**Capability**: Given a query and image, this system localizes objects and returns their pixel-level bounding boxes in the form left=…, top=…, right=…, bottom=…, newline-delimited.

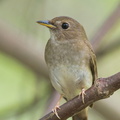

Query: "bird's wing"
left=90, top=53, right=98, bottom=85
left=84, top=40, right=98, bottom=108
left=84, top=40, right=98, bottom=85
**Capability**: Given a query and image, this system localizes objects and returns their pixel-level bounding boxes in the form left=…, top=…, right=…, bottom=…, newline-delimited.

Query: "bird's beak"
left=36, top=20, right=56, bottom=28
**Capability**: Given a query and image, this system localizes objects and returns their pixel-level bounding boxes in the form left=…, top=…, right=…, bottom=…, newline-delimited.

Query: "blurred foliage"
left=0, top=0, right=120, bottom=120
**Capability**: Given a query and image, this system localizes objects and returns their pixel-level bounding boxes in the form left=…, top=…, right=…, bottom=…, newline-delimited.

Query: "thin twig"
left=91, top=3, right=120, bottom=51
left=96, top=37, right=120, bottom=58
left=0, top=20, right=48, bottom=78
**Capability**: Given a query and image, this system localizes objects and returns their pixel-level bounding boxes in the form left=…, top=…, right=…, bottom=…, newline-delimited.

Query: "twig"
left=91, top=3, right=120, bottom=51
left=96, top=37, right=120, bottom=58
left=0, top=20, right=48, bottom=78
left=39, top=72, right=120, bottom=120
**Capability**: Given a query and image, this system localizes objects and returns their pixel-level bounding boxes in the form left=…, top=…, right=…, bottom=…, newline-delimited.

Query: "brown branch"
left=96, top=37, right=120, bottom=58
left=0, top=20, right=48, bottom=78
left=91, top=3, right=120, bottom=51
left=39, top=72, right=120, bottom=120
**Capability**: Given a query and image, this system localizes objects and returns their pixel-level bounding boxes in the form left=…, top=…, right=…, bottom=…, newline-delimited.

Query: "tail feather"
left=72, top=108, right=88, bottom=120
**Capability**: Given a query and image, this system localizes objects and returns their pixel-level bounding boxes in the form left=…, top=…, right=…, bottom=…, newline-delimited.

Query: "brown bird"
left=37, top=16, right=98, bottom=120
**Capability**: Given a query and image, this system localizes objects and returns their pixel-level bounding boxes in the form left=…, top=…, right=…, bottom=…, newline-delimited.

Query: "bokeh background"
left=0, top=0, right=120, bottom=120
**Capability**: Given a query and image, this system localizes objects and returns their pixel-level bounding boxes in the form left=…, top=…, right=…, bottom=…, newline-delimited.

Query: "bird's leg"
left=79, top=88, right=86, bottom=103
left=52, top=95, right=63, bottom=119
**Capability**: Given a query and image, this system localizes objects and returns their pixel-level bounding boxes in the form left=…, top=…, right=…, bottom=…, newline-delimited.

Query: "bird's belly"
left=49, top=64, right=92, bottom=100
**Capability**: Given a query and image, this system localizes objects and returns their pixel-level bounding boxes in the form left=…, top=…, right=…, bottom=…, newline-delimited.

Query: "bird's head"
left=37, top=16, right=87, bottom=41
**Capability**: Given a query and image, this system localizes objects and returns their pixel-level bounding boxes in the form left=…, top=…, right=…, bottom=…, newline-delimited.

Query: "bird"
left=37, top=16, right=98, bottom=120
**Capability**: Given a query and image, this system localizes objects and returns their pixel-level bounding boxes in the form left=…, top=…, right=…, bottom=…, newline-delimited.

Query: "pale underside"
left=49, top=64, right=92, bottom=100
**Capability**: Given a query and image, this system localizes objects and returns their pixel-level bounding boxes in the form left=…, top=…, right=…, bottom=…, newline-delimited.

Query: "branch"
left=91, top=3, right=120, bottom=51
left=39, top=72, right=120, bottom=120
left=0, top=20, right=48, bottom=78
left=96, top=37, right=120, bottom=58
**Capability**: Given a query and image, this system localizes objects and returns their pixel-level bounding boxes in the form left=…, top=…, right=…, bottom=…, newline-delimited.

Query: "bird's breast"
left=45, top=40, right=92, bottom=100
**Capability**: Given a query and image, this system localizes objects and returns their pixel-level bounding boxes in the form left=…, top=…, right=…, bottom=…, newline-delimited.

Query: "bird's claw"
left=52, top=105, right=61, bottom=119
left=79, top=88, right=86, bottom=103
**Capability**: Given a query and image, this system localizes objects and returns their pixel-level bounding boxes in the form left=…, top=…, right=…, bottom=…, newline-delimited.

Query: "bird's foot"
left=52, top=95, right=63, bottom=119
left=79, top=88, right=86, bottom=103
left=52, top=104, right=61, bottom=119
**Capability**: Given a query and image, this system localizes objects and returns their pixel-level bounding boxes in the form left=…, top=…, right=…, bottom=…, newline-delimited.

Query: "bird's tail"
left=72, top=108, right=88, bottom=120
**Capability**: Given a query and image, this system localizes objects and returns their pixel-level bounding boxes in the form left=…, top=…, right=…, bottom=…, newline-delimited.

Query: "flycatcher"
left=37, top=16, right=98, bottom=120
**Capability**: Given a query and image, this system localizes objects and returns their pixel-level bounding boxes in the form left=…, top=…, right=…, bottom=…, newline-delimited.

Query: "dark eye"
left=62, top=23, right=69, bottom=29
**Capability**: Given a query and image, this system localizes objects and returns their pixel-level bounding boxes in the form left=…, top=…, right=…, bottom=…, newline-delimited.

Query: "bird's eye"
left=62, top=23, right=69, bottom=29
